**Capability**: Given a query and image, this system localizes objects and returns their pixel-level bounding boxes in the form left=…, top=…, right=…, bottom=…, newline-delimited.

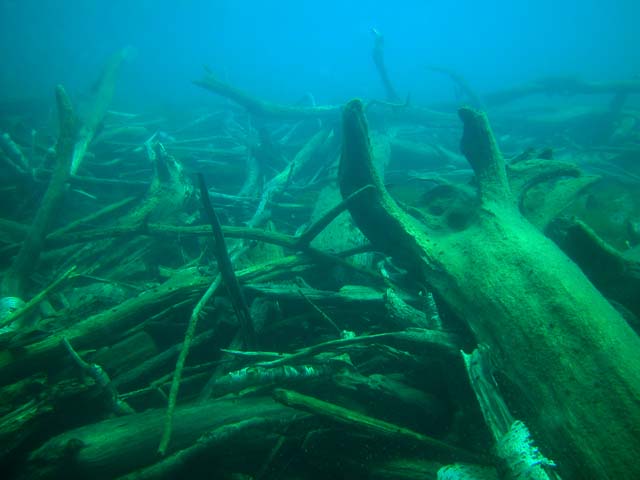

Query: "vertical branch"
left=197, top=174, right=256, bottom=347
left=371, top=29, right=400, bottom=103
left=458, top=107, right=512, bottom=207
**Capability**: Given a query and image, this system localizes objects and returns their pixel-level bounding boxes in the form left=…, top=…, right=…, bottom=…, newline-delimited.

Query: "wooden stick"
left=253, top=328, right=460, bottom=368
left=338, top=98, right=640, bottom=478
left=0, top=265, right=77, bottom=328
left=198, top=173, right=256, bottom=347
left=272, top=388, right=490, bottom=463
left=158, top=275, right=221, bottom=455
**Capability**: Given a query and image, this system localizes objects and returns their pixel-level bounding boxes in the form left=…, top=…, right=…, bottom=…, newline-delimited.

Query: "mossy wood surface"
left=339, top=99, right=640, bottom=479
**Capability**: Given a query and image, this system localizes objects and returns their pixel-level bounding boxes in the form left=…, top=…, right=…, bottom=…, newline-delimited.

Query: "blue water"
left=1, top=0, right=638, bottom=110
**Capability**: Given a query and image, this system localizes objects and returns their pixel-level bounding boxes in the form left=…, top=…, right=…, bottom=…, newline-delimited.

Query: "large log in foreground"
left=338, top=99, right=640, bottom=479
left=23, top=396, right=295, bottom=480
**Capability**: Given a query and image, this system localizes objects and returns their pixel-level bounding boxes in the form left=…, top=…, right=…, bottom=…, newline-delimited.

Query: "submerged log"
left=338, top=99, right=640, bottom=479
left=371, top=29, right=400, bottom=103
left=193, top=71, right=341, bottom=120
left=71, top=47, right=131, bottom=174
left=22, top=396, right=295, bottom=480
left=1, top=86, right=76, bottom=298
left=485, top=75, right=640, bottom=106
left=194, top=69, right=456, bottom=127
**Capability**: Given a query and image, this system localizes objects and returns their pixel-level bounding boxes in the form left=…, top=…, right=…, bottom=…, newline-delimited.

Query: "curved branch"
left=193, top=71, right=340, bottom=120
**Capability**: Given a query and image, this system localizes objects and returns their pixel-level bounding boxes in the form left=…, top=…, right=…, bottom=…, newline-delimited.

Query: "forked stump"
left=338, top=99, right=640, bottom=479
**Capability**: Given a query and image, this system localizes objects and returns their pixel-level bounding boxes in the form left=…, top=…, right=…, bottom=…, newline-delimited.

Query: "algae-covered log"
left=194, top=69, right=456, bottom=127
left=338, top=99, right=640, bottom=479
left=193, top=70, right=341, bottom=120
left=71, top=47, right=131, bottom=174
left=485, top=75, right=640, bottom=106
left=1, top=86, right=76, bottom=298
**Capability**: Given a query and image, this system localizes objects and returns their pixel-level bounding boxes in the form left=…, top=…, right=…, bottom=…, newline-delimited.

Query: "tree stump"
left=338, top=99, right=640, bottom=479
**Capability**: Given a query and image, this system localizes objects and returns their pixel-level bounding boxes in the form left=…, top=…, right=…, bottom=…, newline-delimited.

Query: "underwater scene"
left=1, top=1, right=639, bottom=479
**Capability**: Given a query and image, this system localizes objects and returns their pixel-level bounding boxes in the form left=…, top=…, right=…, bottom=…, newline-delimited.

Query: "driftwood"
left=0, top=250, right=318, bottom=385
left=0, top=268, right=208, bottom=385
left=5, top=44, right=640, bottom=479
left=197, top=174, right=255, bottom=346
left=1, top=86, right=76, bottom=298
left=250, top=328, right=460, bottom=368
left=332, top=370, right=449, bottom=432
left=117, top=415, right=292, bottom=480
left=71, top=47, right=130, bottom=174
left=0, top=185, right=388, bottom=385
left=485, top=75, right=640, bottom=106
left=22, top=396, right=296, bottom=480
left=0, top=132, right=29, bottom=175
left=157, top=275, right=220, bottom=456
left=548, top=217, right=640, bottom=322
left=428, top=66, right=483, bottom=109
left=338, top=99, right=640, bottom=478
left=193, top=70, right=341, bottom=120
left=458, top=347, right=558, bottom=479
left=371, top=29, right=400, bottom=103
left=247, top=128, right=332, bottom=227
left=62, top=337, right=134, bottom=416
left=272, top=388, right=488, bottom=464
left=194, top=69, right=457, bottom=127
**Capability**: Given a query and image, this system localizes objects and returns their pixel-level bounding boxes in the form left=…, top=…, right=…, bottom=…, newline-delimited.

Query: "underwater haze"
left=2, top=1, right=640, bottom=479
left=1, top=0, right=639, bottom=109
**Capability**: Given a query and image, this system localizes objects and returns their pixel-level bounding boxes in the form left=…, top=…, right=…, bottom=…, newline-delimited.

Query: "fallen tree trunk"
left=194, top=69, right=456, bottom=127
left=23, top=396, right=296, bottom=480
left=485, top=75, right=640, bottom=107
left=193, top=71, right=341, bottom=120
left=338, top=99, right=640, bottom=479
left=1, top=86, right=76, bottom=298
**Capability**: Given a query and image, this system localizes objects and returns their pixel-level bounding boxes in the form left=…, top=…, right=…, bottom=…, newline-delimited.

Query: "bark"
left=194, top=69, right=456, bottom=126
left=338, top=99, right=640, bottom=479
left=272, top=388, right=488, bottom=464
left=197, top=174, right=255, bottom=347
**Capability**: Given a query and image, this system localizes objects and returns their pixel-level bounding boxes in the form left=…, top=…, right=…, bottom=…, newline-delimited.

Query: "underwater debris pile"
left=0, top=38, right=639, bottom=480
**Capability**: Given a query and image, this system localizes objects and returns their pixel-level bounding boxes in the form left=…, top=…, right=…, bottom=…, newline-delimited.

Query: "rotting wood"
left=338, top=98, right=640, bottom=479
left=1, top=86, right=76, bottom=298
left=23, top=396, right=296, bottom=480
left=485, top=75, right=640, bottom=106
left=272, top=388, right=490, bottom=464
left=197, top=174, right=255, bottom=347
left=71, top=47, right=131, bottom=174
left=371, top=29, right=400, bottom=103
